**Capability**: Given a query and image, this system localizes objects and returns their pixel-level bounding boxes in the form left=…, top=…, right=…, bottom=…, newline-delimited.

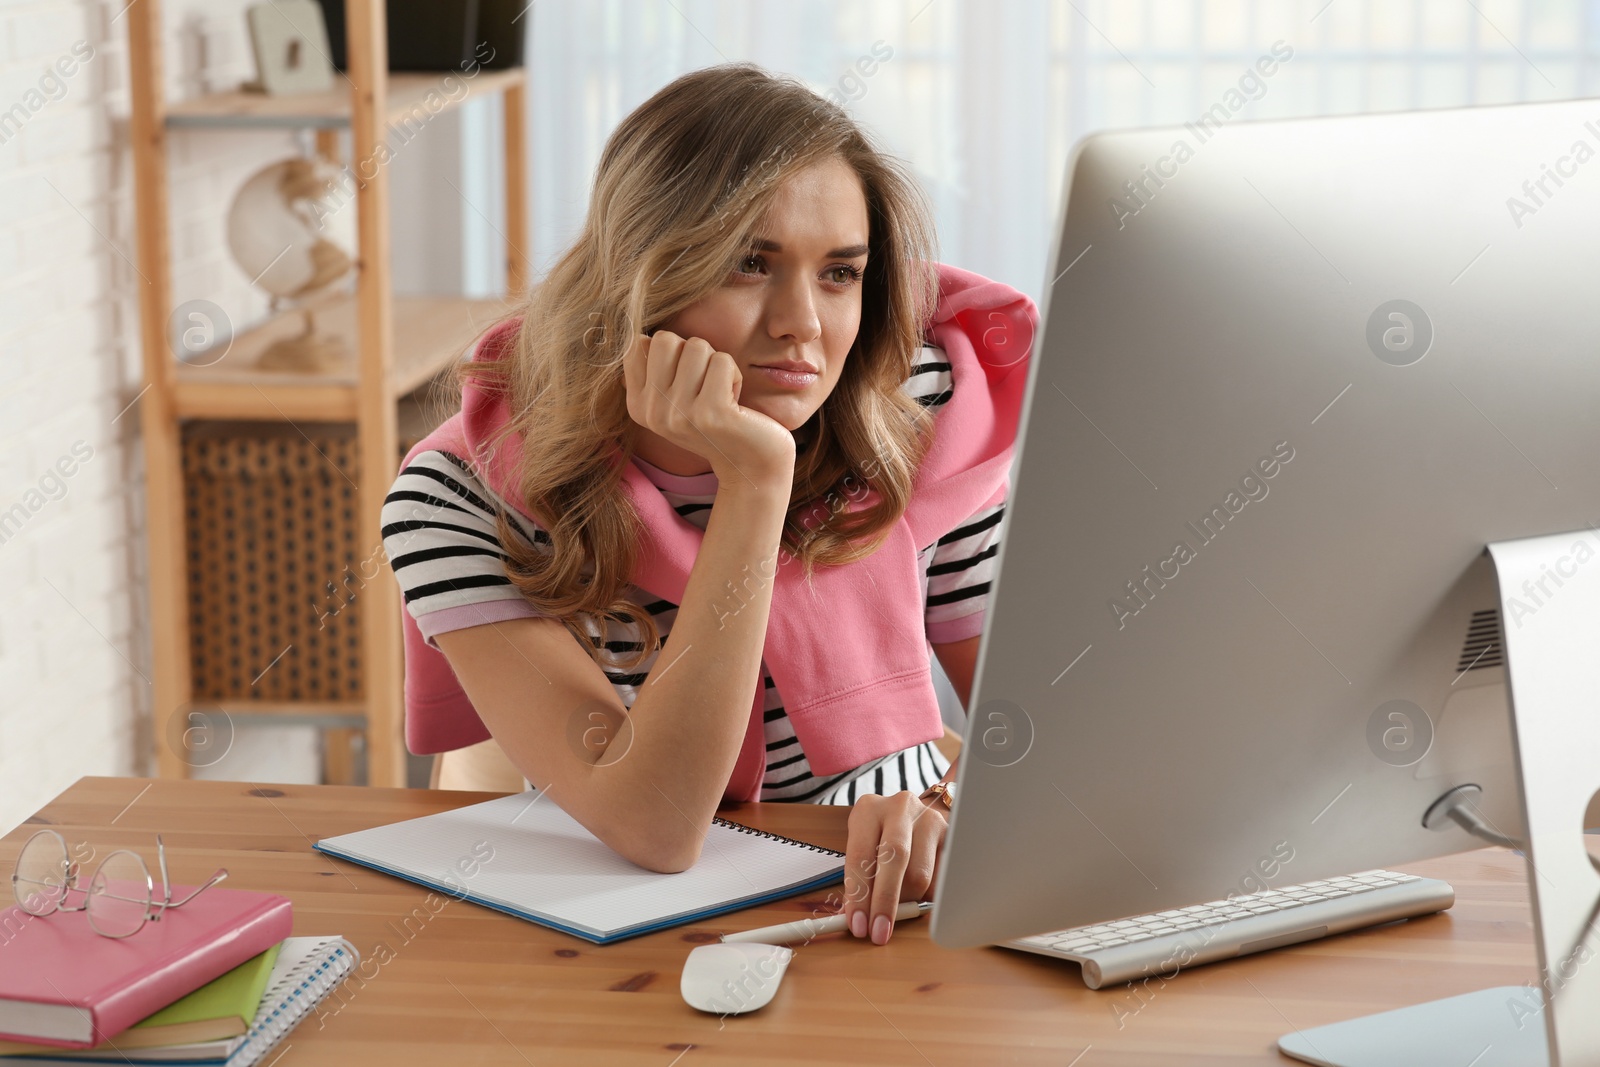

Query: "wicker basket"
left=181, top=397, right=439, bottom=704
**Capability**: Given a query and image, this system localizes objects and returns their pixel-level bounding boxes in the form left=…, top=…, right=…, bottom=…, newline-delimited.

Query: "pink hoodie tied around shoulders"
left=396, top=262, right=1037, bottom=803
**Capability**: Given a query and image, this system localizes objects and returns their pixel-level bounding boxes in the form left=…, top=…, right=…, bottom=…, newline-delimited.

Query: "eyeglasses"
left=10, top=830, right=228, bottom=939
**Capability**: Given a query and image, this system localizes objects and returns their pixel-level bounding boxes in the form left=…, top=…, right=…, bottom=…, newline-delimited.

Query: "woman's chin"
left=741, top=395, right=818, bottom=434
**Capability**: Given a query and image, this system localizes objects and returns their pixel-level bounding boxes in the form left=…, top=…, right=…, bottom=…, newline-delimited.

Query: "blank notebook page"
left=314, top=792, right=845, bottom=942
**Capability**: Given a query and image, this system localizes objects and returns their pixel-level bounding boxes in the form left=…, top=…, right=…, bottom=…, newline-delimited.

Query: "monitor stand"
left=1279, top=530, right=1600, bottom=1067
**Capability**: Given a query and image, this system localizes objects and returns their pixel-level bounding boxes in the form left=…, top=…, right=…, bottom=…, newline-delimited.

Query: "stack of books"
left=0, top=887, right=358, bottom=1066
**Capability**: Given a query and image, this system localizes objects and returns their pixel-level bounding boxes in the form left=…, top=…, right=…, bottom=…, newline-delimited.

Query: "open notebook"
left=313, top=792, right=846, bottom=944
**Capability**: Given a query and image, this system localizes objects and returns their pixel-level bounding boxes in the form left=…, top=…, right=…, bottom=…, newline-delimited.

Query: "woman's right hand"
left=623, top=331, right=796, bottom=492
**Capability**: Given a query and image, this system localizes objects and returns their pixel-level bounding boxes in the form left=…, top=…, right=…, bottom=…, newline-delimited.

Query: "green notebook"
left=0, top=943, right=283, bottom=1055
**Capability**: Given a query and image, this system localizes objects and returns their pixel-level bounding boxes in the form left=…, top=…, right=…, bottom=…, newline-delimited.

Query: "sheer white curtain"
left=509, top=0, right=1600, bottom=307
left=472, top=0, right=1599, bottom=729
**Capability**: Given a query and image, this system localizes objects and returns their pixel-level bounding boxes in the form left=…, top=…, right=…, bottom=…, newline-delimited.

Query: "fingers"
left=700, top=348, right=742, bottom=409
left=620, top=329, right=780, bottom=484
left=923, top=815, right=945, bottom=903
left=845, top=794, right=949, bottom=946
left=668, top=336, right=715, bottom=410
left=866, top=817, right=912, bottom=945
left=626, top=331, right=725, bottom=428
left=842, top=802, right=880, bottom=941
left=622, top=333, right=648, bottom=422
left=903, top=807, right=943, bottom=901
left=643, top=330, right=683, bottom=400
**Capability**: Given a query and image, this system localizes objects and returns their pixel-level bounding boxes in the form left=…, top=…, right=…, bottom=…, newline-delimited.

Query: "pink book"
left=0, top=885, right=292, bottom=1049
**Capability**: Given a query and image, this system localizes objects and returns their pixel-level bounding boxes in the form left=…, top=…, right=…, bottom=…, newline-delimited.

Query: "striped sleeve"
left=923, top=495, right=1005, bottom=644
left=904, top=344, right=952, bottom=410
left=905, top=342, right=1005, bottom=644
left=382, top=450, right=551, bottom=648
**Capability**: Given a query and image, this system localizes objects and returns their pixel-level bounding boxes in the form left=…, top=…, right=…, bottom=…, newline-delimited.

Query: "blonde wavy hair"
left=458, top=62, right=941, bottom=670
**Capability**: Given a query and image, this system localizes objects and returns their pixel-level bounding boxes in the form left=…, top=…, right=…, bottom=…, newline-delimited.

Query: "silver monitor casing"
left=931, top=96, right=1600, bottom=956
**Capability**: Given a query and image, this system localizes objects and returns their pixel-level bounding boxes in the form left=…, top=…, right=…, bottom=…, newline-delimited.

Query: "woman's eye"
left=728, top=256, right=862, bottom=285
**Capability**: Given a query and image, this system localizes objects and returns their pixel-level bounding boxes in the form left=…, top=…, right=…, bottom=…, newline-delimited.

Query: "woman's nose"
left=766, top=275, right=822, bottom=344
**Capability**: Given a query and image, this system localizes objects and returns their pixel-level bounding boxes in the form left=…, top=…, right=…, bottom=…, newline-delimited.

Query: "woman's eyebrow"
left=749, top=237, right=869, bottom=258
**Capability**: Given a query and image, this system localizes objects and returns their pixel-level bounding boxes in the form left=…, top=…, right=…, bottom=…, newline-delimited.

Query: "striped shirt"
left=382, top=345, right=1005, bottom=804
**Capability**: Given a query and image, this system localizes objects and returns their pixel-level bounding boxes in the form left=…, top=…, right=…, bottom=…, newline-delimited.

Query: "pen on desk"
left=721, top=900, right=931, bottom=944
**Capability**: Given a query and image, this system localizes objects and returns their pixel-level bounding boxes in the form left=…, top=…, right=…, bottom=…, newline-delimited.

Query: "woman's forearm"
left=592, top=480, right=791, bottom=867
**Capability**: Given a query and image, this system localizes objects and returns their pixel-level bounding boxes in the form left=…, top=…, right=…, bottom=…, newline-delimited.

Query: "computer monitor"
left=929, top=96, right=1600, bottom=1064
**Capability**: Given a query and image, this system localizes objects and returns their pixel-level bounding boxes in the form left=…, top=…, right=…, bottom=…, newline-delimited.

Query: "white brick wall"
left=0, top=0, right=315, bottom=834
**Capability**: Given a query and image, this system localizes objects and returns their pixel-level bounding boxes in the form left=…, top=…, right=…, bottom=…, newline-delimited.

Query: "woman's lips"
left=751, top=365, right=819, bottom=389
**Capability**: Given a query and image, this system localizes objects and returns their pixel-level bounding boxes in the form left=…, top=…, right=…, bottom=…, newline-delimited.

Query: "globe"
left=225, top=156, right=356, bottom=371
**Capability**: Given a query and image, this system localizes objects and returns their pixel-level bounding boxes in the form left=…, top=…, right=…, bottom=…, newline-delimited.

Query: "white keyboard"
left=999, top=870, right=1455, bottom=989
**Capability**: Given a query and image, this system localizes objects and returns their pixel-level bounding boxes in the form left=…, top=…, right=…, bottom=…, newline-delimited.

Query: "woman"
left=382, top=63, right=1029, bottom=946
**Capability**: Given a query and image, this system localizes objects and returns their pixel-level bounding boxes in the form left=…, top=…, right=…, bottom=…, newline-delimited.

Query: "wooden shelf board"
left=165, top=68, right=526, bottom=130
left=200, top=701, right=368, bottom=729
left=173, top=293, right=513, bottom=421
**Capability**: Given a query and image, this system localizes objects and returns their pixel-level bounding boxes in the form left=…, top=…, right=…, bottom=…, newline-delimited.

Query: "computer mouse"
left=679, top=942, right=793, bottom=1014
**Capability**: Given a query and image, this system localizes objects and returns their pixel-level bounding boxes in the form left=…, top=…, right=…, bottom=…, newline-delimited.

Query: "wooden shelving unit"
left=173, top=293, right=507, bottom=421
left=164, top=68, right=527, bottom=129
left=126, top=0, right=527, bottom=787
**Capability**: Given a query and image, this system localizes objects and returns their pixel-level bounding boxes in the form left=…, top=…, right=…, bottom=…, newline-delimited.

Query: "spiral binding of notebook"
left=225, top=937, right=360, bottom=1067
left=711, top=817, right=846, bottom=857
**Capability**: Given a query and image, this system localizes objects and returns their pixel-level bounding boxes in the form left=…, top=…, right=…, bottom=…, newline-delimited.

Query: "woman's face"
left=661, top=155, right=870, bottom=434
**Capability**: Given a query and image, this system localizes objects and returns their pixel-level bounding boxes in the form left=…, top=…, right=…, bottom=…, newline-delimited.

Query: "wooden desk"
left=9, top=778, right=1542, bottom=1066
